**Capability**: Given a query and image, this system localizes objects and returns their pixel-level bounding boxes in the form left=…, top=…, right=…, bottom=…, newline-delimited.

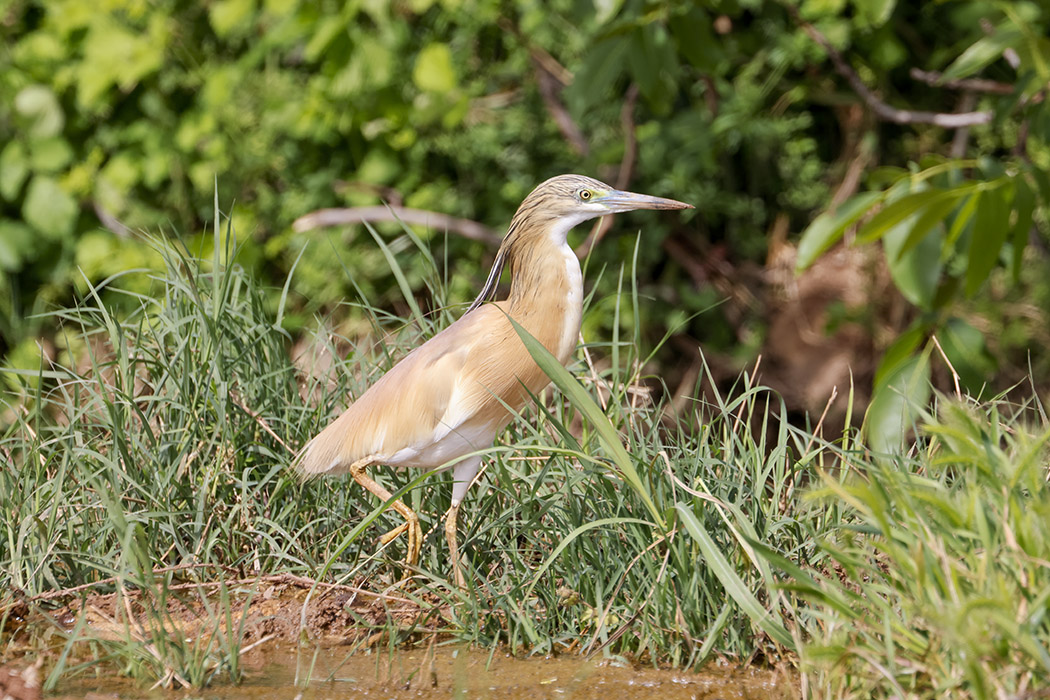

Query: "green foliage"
left=790, top=397, right=1050, bottom=698
left=800, top=158, right=1045, bottom=449
left=797, top=1, right=1050, bottom=450
left=4, top=0, right=1046, bottom=407
left=0, top=0, right=880, bottom=368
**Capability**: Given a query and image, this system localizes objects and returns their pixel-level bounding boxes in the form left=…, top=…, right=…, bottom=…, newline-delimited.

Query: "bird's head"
left=513, top=174, right=693, bottom=242
left=466, top=174, right=692, bottom=313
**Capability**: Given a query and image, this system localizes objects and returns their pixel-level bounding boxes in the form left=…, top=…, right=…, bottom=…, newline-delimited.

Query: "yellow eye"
left=579, top=189, right=592, bottom=201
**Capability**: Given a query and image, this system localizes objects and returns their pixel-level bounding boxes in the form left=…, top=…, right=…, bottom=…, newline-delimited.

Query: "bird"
left=295, top=174, right=692, bottom=588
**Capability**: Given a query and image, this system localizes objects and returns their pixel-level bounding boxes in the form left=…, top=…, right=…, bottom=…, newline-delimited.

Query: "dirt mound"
left=36, top=574, right=447, bottom=649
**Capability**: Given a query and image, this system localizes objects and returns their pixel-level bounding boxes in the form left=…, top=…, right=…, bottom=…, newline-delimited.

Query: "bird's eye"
left=579, top=189, right=592, bottom=201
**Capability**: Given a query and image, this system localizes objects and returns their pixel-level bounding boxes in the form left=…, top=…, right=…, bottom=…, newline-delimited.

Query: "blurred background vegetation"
left=1, top=0, right=1048, bottom=427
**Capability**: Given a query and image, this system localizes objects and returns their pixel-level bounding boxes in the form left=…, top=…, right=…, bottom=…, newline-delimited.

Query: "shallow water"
left=50, top=645, right=794, bottom=699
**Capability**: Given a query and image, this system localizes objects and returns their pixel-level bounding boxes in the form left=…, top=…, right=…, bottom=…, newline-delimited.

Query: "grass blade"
left=675, top=503, right=794, bottom=650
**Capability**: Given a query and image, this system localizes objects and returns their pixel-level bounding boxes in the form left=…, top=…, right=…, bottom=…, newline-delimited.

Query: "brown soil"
left=51, top=574, right=448, bottom=648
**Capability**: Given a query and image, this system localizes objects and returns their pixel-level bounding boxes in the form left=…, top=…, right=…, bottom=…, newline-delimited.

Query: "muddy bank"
left=57, top=574, right=453, bottom=647
left=5, top=577, right=796, bottom=698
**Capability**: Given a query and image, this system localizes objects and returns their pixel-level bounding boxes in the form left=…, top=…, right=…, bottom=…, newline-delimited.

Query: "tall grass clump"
left=3, top=235, right=314, bottom=598
left=0, top=218, right=380, bottom=688
left=774, top=394, right=1050, bottom=699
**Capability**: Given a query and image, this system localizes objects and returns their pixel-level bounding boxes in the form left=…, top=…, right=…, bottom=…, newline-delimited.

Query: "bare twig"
left=701, top=74, right=720, bottom=116
left=230, top=391, right=295, bottom=454
left=93, top=201, right=133, bottom=239
left=798, top=17, right=993, bottom=128
left=494, top=18, right=586, bottom=156
left=26, top=563, right=235, bottom=601
left=802, top=385, right=839, bottom=458
left=950, top=91, right=978, bottom=158
left=931, top=334, right=963, bottom=400
left=292, top=205, right=501, bottom=247
left=26, top=568, right=416, bottom=605
left=528, top=44, right=573, bottom=86
left=533, top=53, right=589, bottom=157
left=909, top=68, right=1015, bottom=95
left=829, top=104, right=874, bottom=208
left=615, top=83, right=641, bottom=191
left=579, top=337, right=610, bottom=410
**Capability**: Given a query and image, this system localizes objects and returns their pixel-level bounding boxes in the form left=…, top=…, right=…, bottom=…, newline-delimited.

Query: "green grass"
left=1, top=218, right=1048, bottom=698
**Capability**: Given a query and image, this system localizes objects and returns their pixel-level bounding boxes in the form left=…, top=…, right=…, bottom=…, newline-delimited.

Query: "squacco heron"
left=295, top=174, right=691, bottom=587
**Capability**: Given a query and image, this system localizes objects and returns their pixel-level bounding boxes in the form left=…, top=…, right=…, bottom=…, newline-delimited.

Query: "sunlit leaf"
left=945, top=192, right=979, bottom=249
left=965, top=185, right=1011, bottom=297
left=796, top=191, right=881, bottom=272
left=29, top=137, right=73, bottom=173
left=303, top=16, right=347, bottom=62
left=75, top=18, right=168, bottom=109
left=209, top=0, right=256, bottom=38
left=873, top=322, right=926, bottom=388
left=868, top=166, right=909, bottom=188
left=938, top=317, right=996, bottom=394
left=22, top=176, right=78, bottom=241
left=858, top=189, right=957, bottom=244
left=891, top=189, right=970, bottom=261
left=801, top=0, right=848, bottom=18
left=413, top=43, right=457, bottom=93
left=942, top=29, right=1022, bottom=82
left=14, top=85, right=65, bottom=139
left=0, top=220, right=35, bottom=271
left=0, top=142, right=29, bottom=202
left=853, top=0, right=895, bottom=26
left=866, top=351, right=931, bottom=454
left=882, top=196, right=943, bottom=310
left=1009, top=176, right=1036, bottom=282
left=593, top=0, right=625, bottom=24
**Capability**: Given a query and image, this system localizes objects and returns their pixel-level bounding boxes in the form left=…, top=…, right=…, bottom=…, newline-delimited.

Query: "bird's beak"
left=598, top=189, right=694, bottom=213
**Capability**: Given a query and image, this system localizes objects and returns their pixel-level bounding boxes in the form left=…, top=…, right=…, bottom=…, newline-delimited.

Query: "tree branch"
left=533, top=51, right=590, bottom=157
left=292, top=205, right=501, bottom=247
left=909, top=68, right=1015, bottom=95
left=950, top=91, right=978, bottom=158
left=93, top=200, right=132, bottom=239
left=799, top=18, right=993, bottom=128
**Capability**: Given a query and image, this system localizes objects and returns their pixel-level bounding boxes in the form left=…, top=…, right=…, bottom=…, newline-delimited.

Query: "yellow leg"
left=445, top=502, right=466, bottom=589
left=378, top=521, right=411, bottom=545
left=349, top=459, right=422, bottom=568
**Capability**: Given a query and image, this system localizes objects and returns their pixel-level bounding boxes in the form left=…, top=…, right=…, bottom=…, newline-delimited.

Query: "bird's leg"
left=348, top=459, right=422, bottom=568
left=378, top=521, right=411, bottom=544
left=447, top=457, right=482, bottom=589
left=445, top=501, right=466, bottom=590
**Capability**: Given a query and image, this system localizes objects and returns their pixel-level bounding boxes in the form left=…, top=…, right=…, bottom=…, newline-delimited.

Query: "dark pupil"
left=581, top=191, right=590, bottom=199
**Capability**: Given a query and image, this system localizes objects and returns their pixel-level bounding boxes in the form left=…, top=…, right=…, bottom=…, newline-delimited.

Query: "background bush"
left=1, top=0, right=1048, bottom=407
